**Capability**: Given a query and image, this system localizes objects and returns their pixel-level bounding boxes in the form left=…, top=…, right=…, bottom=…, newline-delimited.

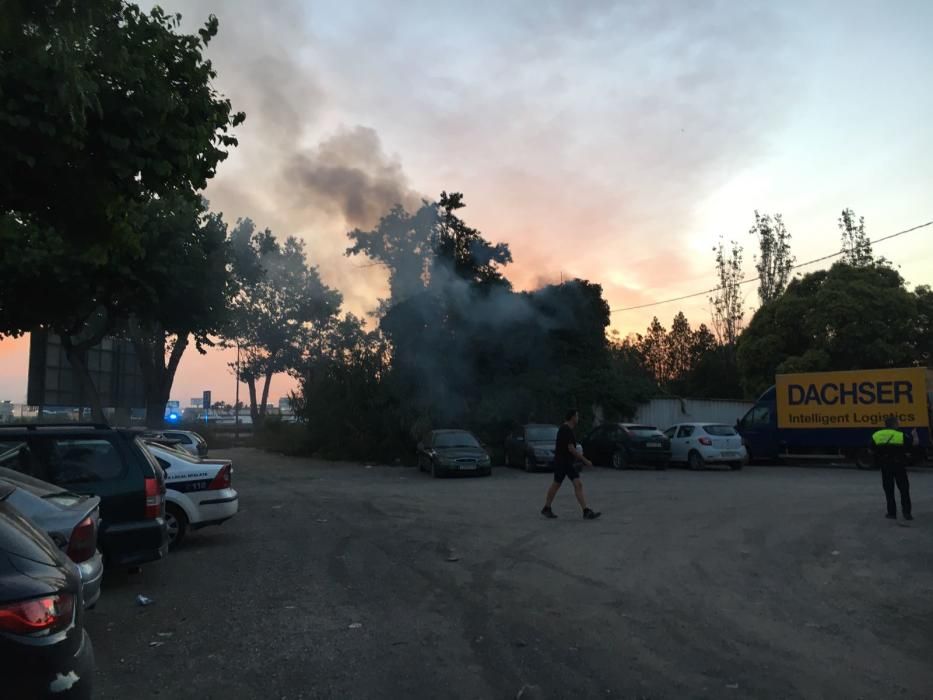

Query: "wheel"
left=729, top=461, right=743, bottom=471
left=611, top=450, right=627, bottom=470
left=524, top=455, right=536, bottom=473
left=164, top=503, right=188, bottom=548
left=687, top=450, right=704, bottom=471
left=855, top=448, right=875, bottom=470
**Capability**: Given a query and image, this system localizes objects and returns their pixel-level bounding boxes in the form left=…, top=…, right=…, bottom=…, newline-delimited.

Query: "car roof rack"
left=0, top=422, right=112, bottom=431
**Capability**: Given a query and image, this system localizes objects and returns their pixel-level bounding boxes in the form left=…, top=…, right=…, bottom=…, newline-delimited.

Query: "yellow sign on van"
left=776, top=367, right=930, bottom=429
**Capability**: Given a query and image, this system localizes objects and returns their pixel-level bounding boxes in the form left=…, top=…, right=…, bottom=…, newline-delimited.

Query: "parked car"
left=504, top=424, right=559, bottom=472
left=581, top=423, right=671, bottom=469
left=147, top=430, right=208, bottom=458
left=0, top=468, right=103, bottom=608
left=664, top=423, right=746, bottom=470
left=417, top=430, right=492, bottom=478
left=0, top=482, right=94, bottom=700
left=144, top=441, right=238, bottom=547
left=0, top=424, right=168, bottom=568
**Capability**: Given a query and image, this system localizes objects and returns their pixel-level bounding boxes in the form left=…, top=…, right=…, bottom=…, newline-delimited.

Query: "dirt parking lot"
left=86, top=449, right=933, bottom=700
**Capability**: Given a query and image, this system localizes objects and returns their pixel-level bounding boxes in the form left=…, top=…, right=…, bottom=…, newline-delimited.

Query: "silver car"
left=0, top=467, right=104, bottom=608
left=147, top=430, right=208, bottom=458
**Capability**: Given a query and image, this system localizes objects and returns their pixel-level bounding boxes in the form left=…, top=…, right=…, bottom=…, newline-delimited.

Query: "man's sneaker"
left=541, top=506, right=557, bottom=519
left=885, top=513, right=897, bottom=520
left=904, top=514, right=914, bottom=521
left=583, top=508, right=601, bottom=520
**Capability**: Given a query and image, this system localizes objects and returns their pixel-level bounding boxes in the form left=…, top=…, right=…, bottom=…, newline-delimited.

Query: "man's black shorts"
left=553, top=461, right=580, bottom=484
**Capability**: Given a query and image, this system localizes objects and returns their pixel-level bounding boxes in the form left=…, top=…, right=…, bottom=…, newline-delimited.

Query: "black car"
left=0, top=424, right=168, bottom=567
left=0, top=482, right=94, bottom=700
left=417, top=430, right=492, bottom=478
left=504, top=424, right=559, bottom=472
left=581, top=423, right=671, bottom=470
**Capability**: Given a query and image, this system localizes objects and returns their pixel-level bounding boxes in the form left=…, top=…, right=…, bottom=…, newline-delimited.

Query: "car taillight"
left=699, top=437, right=713, bottom=446
left=145, top=477, right=163, bottom=519
left=66, top=516, right=97, bottom=564
left=208, top=465, right=232, bottom=490
left=0, top=594, right=75, bottom=637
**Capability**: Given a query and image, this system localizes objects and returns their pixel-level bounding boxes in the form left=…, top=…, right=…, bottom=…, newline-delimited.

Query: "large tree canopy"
left=1, top=2, right=243, bottom=340
left=737, top=262, right=927, bottom=397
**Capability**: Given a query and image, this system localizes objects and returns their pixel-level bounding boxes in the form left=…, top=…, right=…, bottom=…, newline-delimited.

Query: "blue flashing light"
left=167, top=412, right=180, bottom=423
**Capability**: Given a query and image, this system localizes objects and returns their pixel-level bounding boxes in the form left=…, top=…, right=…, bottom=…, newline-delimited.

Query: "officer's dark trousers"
left=881, top=464, right=911, bottom=517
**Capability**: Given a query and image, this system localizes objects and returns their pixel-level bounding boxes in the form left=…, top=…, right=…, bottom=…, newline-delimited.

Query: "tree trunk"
left=130, top=323, right=190, bottom=429
left=60, top=339, right=106, bottom=423
left=247, top=378, right=259, bottom=424
left=259, top=369, right=273, bottom=421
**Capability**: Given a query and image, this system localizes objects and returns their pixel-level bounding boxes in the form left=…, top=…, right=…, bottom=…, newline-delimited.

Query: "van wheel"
left=165, top=503, right=188, bottom=548
left=855, top=449, right=875, bottom=470
left=688, top=451, right=704, bottom=471
left=611, top=450, right=627, bottom=470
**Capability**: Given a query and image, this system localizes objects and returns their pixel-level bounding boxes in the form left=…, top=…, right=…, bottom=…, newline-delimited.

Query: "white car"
left=664, top=423, right=747, bottom=471
left=145, top=442, right=238, bottom=547
left=151, top=430, right=208, bottom=458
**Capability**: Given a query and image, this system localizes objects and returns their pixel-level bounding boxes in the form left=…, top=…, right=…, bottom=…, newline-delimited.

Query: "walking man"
left=871, top=416, right=919, bottom=521
left=542, top=409, right=601, bottom=520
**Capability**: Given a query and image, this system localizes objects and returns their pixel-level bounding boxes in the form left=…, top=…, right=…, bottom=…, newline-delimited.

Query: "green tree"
left=0, top=3, right=243, bottom=417
left=709, top=237, right=746, bottom=346
left=750, top=211, right=794, bottom=306
left=126, top=195, right=232, bottom=427
left=228, top=221, right=342, bottom=426
left=737, top=263, right=924, bottom=397
left=838, top=208, right=873, bottom=267
left=665, top=312, right=695, bottom=388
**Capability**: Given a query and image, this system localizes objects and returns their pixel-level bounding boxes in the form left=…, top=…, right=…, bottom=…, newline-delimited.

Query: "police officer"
left=871, top=416, right=919, bottom=521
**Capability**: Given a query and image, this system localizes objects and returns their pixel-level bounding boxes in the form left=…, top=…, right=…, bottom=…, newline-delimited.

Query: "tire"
left=855, top=448, right=875, bottom=470
left=611, top=450, right=627, bottom=470
left=165, top=503, right=188, bottom=548
left=687, top=450, right=704, bottom=471
left=729, top=461, right=743, bottom=471
left=524, top=455, right=536, bottom=473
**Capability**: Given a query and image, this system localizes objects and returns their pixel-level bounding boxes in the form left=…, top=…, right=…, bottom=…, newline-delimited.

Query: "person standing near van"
left=872, top=416, right=919, bottom=521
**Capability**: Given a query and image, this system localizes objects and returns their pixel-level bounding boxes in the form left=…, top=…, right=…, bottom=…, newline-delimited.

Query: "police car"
left=144, top=441, right=239, bottom=547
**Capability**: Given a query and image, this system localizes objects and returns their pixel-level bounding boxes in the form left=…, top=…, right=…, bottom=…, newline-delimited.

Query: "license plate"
left=458, top=463, right=476, bottom=470
left=646, top=442, right=661, bottom=448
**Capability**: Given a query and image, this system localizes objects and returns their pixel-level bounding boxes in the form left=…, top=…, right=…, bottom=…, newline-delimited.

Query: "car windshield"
left=434, top=432, right=480, bottom=448
left=703, top=425, right=738, bottom=436
left=625, top=425, right=660, bottom=435
left=149, top=443, right=202, bottom=463
left=526, top=426, right=558, bottom=442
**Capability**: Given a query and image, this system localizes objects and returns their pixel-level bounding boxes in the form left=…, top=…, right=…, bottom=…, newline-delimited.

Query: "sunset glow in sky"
left=2, top=0, right=931, bottom=405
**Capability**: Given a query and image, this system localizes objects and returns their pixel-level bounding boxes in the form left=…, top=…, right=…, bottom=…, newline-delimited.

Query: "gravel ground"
left=85, top=449, right=933, bottom=700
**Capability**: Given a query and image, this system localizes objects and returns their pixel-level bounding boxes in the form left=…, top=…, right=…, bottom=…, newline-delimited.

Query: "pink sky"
left=2, top=0, right=932, bottom=405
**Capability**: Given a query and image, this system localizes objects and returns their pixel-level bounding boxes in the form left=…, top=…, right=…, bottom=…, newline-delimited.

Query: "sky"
left=2, top=0, right=932, bottom=405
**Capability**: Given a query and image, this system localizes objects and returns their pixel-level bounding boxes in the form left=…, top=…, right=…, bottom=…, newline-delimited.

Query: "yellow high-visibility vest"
left=872, top=428, right=905, bottom=446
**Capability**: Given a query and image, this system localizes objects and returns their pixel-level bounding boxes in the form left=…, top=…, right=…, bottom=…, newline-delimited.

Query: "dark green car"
left=417, top=430, right=492, bottom=478
left=0, top=424, right=169, bottom=567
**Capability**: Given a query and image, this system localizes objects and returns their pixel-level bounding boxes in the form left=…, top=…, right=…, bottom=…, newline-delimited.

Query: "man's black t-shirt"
left=554, top=424, right=576, bottom=467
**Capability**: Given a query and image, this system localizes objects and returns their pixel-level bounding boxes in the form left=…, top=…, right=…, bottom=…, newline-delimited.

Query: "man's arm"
left=569, top=442, right=592, bottom=467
